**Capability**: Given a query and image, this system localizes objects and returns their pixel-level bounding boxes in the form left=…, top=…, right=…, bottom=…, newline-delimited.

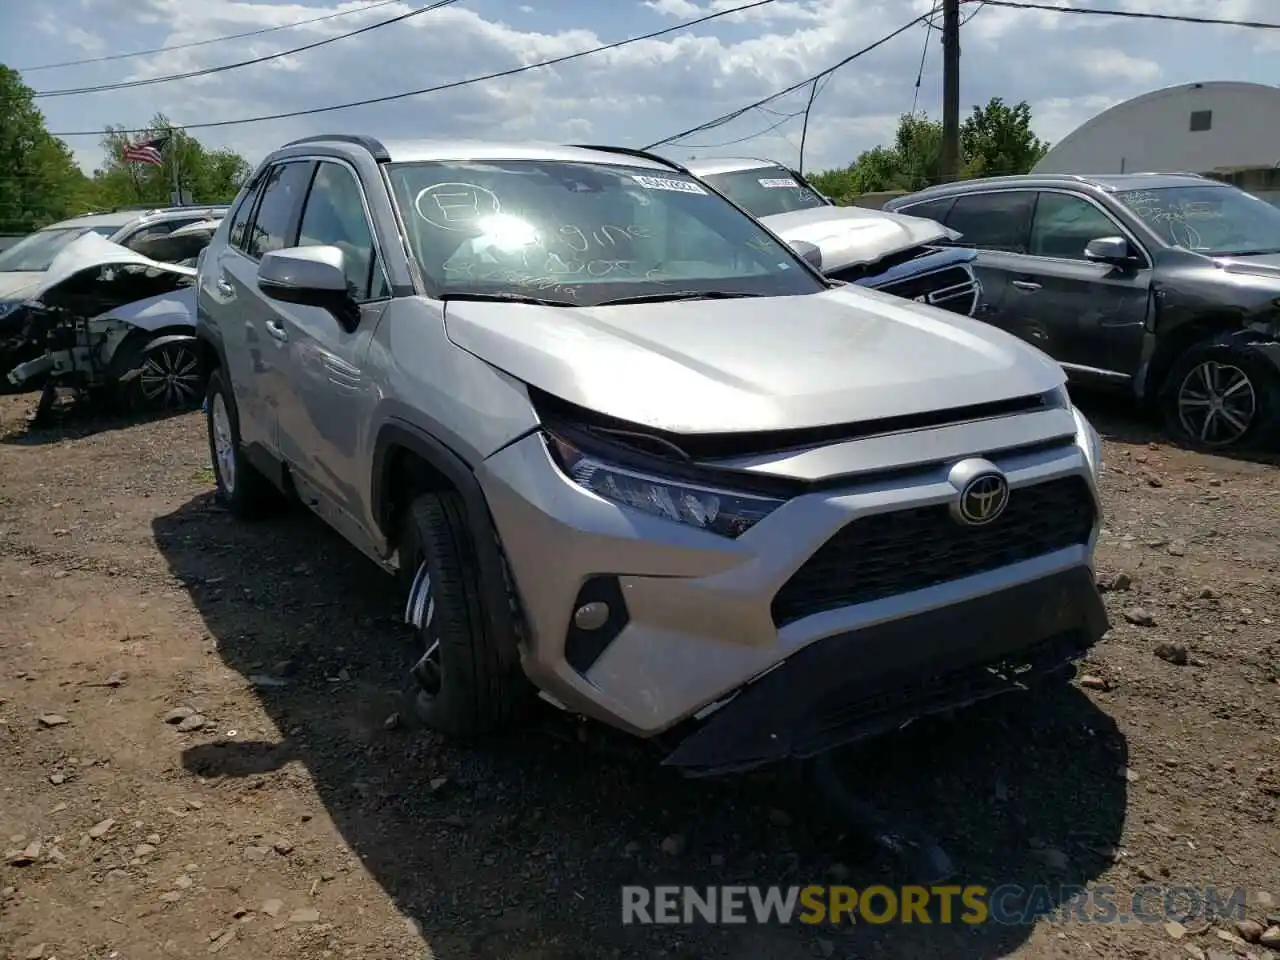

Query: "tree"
left=93, top=113, right=252, bottom=208
left=0, top=65, right=96, bottom=233
left=960, top=97, right=1049, bottom=179
left=808, top=97, right=1050, bottom=203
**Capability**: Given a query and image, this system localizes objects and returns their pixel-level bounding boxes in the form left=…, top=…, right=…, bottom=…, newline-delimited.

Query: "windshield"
left=385, top=159, right=823, bottom=305
left=1114, top=185, right=1280, bottom=257
left=700, top=165, right=828, bottom=219
left=0, top=225, right=119, bottom=272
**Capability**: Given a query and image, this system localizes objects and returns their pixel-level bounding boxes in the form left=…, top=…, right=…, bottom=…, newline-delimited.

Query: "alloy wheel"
left=404, top=559, right=441, bottom=694
left=210, top=393, right=237, bottom=495
left=1176, top=360, right=1256, bottom=446
left=137, top=343, right=203, bottom=409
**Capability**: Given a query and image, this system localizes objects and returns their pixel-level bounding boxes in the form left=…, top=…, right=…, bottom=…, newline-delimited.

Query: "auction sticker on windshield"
left=759, top=178, right=799, bottom=188
left=630, top=175, right=707, bottom=195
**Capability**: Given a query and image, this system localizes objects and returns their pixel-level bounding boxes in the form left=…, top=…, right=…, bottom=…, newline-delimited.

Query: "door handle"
left=216, top=278, right=234, bottom=296
left=1011, top=280, right=1041, bottom=291
left=264, top=319, right=288, bottom=342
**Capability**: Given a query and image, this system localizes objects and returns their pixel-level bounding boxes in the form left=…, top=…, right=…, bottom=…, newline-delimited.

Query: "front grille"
left=874, top=265, right=978, bottom=315
left=771, top=476, right=1095, bottom=627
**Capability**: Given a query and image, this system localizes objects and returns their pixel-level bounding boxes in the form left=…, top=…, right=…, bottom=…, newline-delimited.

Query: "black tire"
left=398, top=490, right=529, bottom=738
left=205, top=368, right=277, bottom=520
left=1159, top=337, right=1280, bottom=450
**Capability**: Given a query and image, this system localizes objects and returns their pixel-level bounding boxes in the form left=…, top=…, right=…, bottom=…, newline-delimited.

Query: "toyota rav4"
left=195, top=136, right=1108, bottom=776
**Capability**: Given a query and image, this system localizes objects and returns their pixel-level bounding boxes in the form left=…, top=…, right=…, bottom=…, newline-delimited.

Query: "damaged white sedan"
left=3, top=232, right=205, bottom=422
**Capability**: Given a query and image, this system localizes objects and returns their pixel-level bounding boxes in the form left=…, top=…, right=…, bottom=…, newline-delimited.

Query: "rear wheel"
left=398, top=490, right=528, bottom=738
left=205, top=368, right=276, bottom=520
left=1160, top=339, right=1280, bottom=449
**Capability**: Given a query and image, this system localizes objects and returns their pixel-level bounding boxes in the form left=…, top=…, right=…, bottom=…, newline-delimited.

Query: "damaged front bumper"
left=662, top=565, right=1108, bottom=776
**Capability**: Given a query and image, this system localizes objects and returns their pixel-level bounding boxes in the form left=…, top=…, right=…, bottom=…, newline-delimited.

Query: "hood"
left=0, top=272, right=45, bottom=303
left=443, top=287, right=1065, bottom=434
left=760, top=206, right=959, bottom=273
left=1215, top=252, right=1280, bottom=282
left=93, top=285, right=196, bottom=331
left=35, top=233, right=195, bottom=301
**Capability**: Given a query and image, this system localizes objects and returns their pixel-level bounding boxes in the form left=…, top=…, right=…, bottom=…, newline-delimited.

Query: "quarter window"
left=296, top=162, right=386, bottom=301
left=1029, top=192, right=1124, bottom=260
left=945, top=191, right=1035, bottom=253
left=245, top=161, right=314, bottom=260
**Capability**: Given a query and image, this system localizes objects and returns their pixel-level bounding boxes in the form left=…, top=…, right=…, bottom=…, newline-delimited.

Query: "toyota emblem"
left=956, top=473, right=1010, bottom=526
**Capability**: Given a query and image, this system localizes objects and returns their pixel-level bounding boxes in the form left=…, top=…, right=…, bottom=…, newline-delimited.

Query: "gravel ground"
left=0, top=391, right=1278, bottom=960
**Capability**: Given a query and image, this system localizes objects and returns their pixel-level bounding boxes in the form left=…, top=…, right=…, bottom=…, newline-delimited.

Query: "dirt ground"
left=0, top=390, right=1278, bottom=960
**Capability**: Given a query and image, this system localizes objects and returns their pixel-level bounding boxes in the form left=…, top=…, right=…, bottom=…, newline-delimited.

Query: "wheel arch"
left=1144, top=311, right=1256, bottom=403
left=371, top=420, right=522, bottom=651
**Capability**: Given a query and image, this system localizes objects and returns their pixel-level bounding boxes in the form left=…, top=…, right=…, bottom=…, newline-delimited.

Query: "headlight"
left=0, top=301, right=19, bottom=320
left=1073, top=406, right=1102, bottom=479
left=544, top=430, right=785, bottom=538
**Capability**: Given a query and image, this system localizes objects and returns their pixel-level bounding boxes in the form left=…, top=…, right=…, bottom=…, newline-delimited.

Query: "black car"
left=884, top=173, right=1280, bottom=449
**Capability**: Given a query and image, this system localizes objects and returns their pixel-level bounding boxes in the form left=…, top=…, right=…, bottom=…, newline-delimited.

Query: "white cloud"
left=5, top=0, right=1276, bottom=176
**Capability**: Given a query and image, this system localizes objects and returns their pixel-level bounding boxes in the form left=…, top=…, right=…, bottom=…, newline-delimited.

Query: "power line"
left=31, top=0, right=463, bottom=99
left=680, top=108, right=806, bottom=150
left=643, top=10, right=931, bottom=150
left=910, top=3, right=938, bottom=115
left=977, top=0, right=1280, bottom=29
left=49, top=0, right=782, bottom=137
left=17, top=0, right=408, bottom=72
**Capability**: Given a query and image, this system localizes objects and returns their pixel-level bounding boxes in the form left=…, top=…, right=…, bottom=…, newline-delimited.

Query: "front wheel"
left=1160, top=339, right=1280, bottom=450
left=398, top=491, right=529, bottom=738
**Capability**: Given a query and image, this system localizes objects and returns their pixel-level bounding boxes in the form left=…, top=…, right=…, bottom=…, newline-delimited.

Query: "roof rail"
left=282, top=134, right=390, bottom=162
left=569, top=143, right=689, bottom=174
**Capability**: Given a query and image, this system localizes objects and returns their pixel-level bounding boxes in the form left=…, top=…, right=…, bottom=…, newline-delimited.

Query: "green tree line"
left=807, top=97, right=1050, bottom=203
left=0, top=65, right=252, bottom=235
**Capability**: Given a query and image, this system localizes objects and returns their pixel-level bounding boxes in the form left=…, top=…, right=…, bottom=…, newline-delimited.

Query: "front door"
left=273, top=160, right=391, bottom=537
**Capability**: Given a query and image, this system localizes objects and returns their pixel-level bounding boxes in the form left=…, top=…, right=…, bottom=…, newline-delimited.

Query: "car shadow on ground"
left=0, top=393, right=195, bottom=446
left=1071, top=389, right=1280, bottom=468
left=153, top=493, right=1128, bottom=959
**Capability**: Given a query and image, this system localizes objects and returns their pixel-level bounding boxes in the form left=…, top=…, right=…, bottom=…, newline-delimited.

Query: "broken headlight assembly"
left=543, top=428, right=785, bottom=538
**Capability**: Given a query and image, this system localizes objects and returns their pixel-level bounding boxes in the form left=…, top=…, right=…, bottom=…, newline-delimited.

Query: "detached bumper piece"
left=663, top=566, right=1108, bottom=777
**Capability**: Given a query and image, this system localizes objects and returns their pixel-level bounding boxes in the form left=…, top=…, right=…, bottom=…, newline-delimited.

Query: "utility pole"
left=940, top=0, right=961, bottom=181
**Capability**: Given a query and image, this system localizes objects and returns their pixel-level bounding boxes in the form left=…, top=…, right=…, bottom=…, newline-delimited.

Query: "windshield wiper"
left=439, top=291, right=579, bottom=307
left=592, top=290, right=766, bottom=306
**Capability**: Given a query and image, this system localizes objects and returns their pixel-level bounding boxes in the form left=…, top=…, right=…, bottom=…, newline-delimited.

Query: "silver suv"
left=195, top=135, right=1108, bottom=775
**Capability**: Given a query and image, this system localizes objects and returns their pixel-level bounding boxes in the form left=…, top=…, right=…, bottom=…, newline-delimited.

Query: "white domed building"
left=1032, top=81, right=1280, bottom=206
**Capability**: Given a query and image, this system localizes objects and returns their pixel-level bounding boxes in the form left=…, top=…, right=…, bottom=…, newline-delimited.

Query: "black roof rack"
left=282, top=134, right=390, bottom=162
left=569, top=144, right=689, bottom=174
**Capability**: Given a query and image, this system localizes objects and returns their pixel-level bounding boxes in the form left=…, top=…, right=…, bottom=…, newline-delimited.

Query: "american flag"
left=121, top=134, right=170, bottom=166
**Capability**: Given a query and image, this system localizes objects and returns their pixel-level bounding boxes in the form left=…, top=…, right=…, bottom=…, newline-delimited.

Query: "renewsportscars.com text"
left=621, top=884, right=1247, bottom=926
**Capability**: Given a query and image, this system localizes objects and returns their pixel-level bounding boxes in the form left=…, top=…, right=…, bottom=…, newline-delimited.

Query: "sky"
left=1, top=0, right=1277, bottom=177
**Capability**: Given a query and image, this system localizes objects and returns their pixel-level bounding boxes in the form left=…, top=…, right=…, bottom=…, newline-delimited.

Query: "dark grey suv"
left=885, top=173, right=1280, bottom=449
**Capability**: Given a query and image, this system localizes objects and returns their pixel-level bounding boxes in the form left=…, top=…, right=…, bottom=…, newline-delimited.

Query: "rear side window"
left=945, top=191, right=1035, bottom=253
left=245, top=161, right=315, bottom=260
left=898, top=197, right=956, bottom=225
left=228, top=178, right=266, bottom=252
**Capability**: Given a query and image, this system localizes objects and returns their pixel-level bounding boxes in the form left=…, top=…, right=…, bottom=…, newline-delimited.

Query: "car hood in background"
left=443, top=287, right=1064, bottom=435
left=34, top=232, right=196, bottom=302
left=760, top=206, right=960, bottom=273
left=0, top=271, right=46, bottom=303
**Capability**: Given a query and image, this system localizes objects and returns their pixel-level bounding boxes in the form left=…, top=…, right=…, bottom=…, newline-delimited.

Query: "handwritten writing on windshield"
left=556, top=223, right=651, bottom=253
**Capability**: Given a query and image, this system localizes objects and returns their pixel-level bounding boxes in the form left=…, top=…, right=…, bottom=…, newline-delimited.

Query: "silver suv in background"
left=685, top=157, right=982, bottom=317
left=0, top=205, right=229, bottom=307
left=196, top=135, right=1107, bottom=775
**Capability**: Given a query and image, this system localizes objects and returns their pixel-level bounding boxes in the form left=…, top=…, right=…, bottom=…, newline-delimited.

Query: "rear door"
left=210, top=160, right=315, bottom=454
left=938, top=190, right=1037, bottom=332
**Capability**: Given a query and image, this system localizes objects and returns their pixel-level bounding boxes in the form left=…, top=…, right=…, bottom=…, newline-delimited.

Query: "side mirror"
left=788, top=239, right=824, bottom=271
left=1084, top=236, right=1134, bottom=264
left=257, top=245, right=352, bottom=317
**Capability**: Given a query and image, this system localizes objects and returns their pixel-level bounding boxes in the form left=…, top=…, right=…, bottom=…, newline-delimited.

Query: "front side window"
left=1113, top=185, right=1280, bottom=256
left=245, top=161, right=314, bottom=260
left=296, top=162, right=385, bottom=301
left=945, top=191, right=1036, bottom=253
left=1029, top=193, right=1125, bottom=261
left=385, top=160, right=823, bottom=305
left=700, top=165, right=828, bottom=219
